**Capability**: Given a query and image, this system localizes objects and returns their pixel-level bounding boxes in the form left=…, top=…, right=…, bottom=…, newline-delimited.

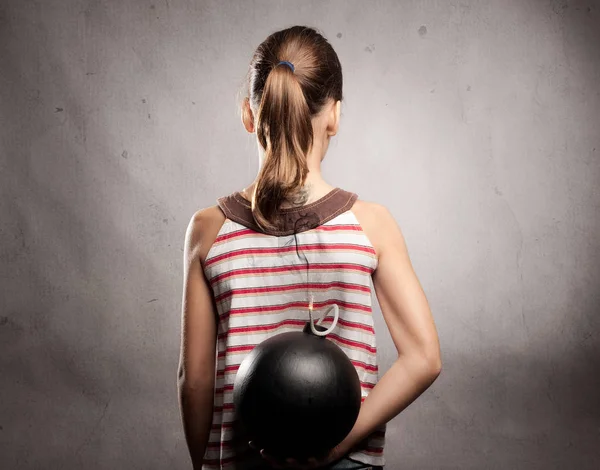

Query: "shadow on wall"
left=0, top=6, right=184, bottom=469
left=388, top=341, right=600, bottom=468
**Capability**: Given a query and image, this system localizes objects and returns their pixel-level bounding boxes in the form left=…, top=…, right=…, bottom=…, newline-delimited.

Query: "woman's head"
left=240, top=26, right=343, bottom=231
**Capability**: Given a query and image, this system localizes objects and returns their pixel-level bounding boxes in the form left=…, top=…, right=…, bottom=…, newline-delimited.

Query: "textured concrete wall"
left=1, top=1, right=599, bottom=469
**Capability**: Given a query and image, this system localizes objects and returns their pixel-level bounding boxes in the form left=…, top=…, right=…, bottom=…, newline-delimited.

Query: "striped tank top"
left=201, top=187, right=386, bottom=469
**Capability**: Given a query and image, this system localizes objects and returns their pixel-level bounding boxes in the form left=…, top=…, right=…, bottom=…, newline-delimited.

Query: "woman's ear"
left=241, top=97, right=255, bottom=133
left=328, top=99, right=341, bottom=137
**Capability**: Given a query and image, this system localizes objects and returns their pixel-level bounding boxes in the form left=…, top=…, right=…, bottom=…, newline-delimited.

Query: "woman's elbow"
left=177, top=367, right=214, bottom=392
left=427, top=352, right=442, bottom=377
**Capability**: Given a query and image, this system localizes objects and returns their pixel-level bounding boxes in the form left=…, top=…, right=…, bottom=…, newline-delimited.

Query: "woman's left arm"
left=335, top=203, right=442, bottom=456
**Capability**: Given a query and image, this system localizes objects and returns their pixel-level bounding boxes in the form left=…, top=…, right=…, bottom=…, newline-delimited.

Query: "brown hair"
left=241, top=26, right=343, bottom=231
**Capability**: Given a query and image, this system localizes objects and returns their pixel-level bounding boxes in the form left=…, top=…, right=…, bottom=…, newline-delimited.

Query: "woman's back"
left=179, top=25, right=441, bottom=470
left=196, top=187, right=387, bottom=469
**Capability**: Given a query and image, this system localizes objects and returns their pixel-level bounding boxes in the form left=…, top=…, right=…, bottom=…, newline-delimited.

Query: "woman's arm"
left=338, top=202, right=442, bottom=455
left=178, top=210, right=219, bottom=469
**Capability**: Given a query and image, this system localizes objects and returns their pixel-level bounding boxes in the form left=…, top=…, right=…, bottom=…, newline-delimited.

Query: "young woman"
left=178, top=26, right=442, bottom=470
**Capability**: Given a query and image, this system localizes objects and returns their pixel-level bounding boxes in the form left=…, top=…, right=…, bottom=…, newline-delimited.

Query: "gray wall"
left=1, top=1, right=599, bottom=469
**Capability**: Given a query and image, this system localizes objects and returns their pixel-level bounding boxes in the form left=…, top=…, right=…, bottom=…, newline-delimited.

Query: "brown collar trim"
left=217, top=187, right=358, bottom=236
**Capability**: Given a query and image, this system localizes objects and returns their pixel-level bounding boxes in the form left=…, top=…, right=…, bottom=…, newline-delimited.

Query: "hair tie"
left=277, top=60, right=295, bottom=72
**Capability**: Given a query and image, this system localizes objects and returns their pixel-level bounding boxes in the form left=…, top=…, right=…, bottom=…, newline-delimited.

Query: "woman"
left=178, top=25, right=442, bottom=470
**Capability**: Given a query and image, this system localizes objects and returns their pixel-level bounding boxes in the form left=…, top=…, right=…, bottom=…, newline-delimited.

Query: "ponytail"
left=251, top=62, right=314, bottom=232
left=244, top=26, right=344, bottom=232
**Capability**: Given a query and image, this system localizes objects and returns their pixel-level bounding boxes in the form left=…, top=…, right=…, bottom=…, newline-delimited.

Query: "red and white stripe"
left=201, top=211, right=386, bottom=469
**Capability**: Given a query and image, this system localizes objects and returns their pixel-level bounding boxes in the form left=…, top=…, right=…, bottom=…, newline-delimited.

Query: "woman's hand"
left=249, top=441, right=345, bottom=469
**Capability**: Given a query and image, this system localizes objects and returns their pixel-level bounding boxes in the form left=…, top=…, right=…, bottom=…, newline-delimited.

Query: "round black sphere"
left=233, top=322, right=362, bottom=460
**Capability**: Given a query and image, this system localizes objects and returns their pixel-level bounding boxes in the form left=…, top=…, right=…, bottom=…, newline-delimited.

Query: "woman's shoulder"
left=186, top=205, right=227, bottom=266
left=350, top=197, right=400, bottom=260
left=350, top=197, right=395, bottom=225
left=188, top=205, right=227, bottom=235
left=351, top=197, right=387, bottom=215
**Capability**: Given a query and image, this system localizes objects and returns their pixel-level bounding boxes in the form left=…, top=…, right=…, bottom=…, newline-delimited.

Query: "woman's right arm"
left=178, top=210, right=219, bottom=469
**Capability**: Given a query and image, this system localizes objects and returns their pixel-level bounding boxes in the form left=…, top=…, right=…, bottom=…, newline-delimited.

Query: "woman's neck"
left=241, top=174, right=336, bottom=208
